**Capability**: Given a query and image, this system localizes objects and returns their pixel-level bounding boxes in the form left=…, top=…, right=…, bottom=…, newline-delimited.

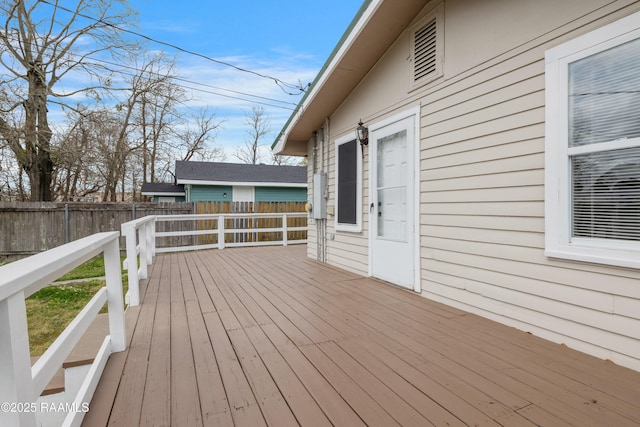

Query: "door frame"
left=367, top=107, right=421, bottom=293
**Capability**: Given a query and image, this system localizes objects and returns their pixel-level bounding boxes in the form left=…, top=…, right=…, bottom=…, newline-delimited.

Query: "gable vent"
left=413, top=18, right=437, bottom=83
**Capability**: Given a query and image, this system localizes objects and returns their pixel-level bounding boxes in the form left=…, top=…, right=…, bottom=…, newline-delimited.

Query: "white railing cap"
left=121, top=215, right=156, bottom=233
left=0, top=231, right=119, bottom=301
left=155, top=212, right=307, bottom=221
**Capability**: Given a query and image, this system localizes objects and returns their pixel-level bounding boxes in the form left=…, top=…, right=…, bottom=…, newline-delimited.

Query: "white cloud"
left=170, top=51, right=322, bottom=156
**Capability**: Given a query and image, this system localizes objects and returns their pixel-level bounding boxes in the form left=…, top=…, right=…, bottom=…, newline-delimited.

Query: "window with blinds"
left=545, top=10, right=640, bottom=268
left=568, top=38, right=640, bottom=242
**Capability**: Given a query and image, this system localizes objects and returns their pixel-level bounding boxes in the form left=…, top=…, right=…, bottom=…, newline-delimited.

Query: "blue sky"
left=126, top=0, right=364, bottom=161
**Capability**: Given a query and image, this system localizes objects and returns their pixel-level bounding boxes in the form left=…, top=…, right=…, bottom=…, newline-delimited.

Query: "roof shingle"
left=175, top=161, right=307, bottom=184
left=141, top=182, right=185, bottom=194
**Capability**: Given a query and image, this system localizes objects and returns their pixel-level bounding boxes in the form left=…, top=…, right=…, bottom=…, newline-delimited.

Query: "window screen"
left=337, top=140, right=358, bottom=225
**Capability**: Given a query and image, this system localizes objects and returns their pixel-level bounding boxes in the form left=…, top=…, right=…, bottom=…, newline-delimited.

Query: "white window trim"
left=335, top=135, right=362, bottom=233
left=545, top=10, right=640, bottom=269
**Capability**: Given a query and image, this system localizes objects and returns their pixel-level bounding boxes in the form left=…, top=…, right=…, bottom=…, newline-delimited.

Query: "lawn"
left=26, top=256, right=128, bottom=356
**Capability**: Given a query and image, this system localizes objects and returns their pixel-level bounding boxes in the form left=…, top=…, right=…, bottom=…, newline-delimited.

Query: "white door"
left=370, top=114, right=416, bottom=289
left=232, top=186, right=254, bottom=202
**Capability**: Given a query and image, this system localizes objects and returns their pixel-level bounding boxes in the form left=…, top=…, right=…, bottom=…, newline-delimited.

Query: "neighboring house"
left=141, top=182, right=186, bottom=202
left=174, top=161, right=307, bottom=203
left=274, top=0, right=640, bottom=371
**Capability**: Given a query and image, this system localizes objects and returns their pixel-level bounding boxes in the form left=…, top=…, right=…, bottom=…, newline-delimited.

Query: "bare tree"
left=0, top=0, right=137, bottom=201
left=0, top=140, right=27, bottom=200
left=102, top=54, right=166, bottom=202
left=175, top=108, right=225, bottom=162
left=234, top=105, right=271, bottom=164
left=48, top=106, right=122, bottom=201
left=48, top=51, right=226, bottom=200
left=52, top=109, right=99, bottom=200
left=135, top=53, right=183, bottom=184
left=271, top=152, right=303, bottom=166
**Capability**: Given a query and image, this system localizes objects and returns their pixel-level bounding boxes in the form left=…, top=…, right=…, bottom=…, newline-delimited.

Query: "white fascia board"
left=141, top=192, right=185, bottom=196
left=177, top=179, right=307, bottom=188
left=274, top=0, right=382, bottom=154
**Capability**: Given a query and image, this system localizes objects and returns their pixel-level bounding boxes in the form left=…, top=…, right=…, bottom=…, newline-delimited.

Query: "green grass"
left=26, top=256, right=129, bottom=356
left=27, top=281, right=106, bottom=356
left=55, top=256, right=107, bottom=281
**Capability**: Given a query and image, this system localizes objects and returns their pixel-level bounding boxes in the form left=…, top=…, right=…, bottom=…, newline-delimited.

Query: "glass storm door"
left=370, top=115, right=415, bottom=289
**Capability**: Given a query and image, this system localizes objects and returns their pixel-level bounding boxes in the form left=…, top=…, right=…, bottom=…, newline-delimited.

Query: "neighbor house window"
left=545, top=11, right=640, bottom=268
left=335, top=136, right=362, bottom=232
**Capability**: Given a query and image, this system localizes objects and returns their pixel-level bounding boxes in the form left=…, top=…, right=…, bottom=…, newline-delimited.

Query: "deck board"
left=203, top=311, right=266, bottom=427
left=86, top=245, right=640, bottom=426
left=185, top=300, right=233, bottom=426
left=299, top=343, right=400, bottom=427
left=139, top=255, right=171, bottom=427
left=170, top=300, right=202, bottom=427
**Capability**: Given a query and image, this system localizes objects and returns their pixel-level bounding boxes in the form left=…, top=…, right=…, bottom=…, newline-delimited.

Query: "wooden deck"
left=83, top=245, right=640, bottom=426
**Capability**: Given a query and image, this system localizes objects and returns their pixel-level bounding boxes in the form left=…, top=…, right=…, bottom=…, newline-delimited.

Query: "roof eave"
left=177, top=179, right=307, bottom=188
left=273, top=0, right=428, bottom=155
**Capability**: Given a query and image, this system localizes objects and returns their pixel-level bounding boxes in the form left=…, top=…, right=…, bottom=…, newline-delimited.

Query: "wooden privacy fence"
left=0, top=202, right=194, bottom=261
left=192, top=201, right=307, bottom=246
left=0, top=201, right=307, bottom=260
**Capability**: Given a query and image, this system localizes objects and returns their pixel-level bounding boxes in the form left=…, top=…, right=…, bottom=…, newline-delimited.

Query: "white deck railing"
left=121, top=212, right=307, bottom=305
left=0, top=232, right=126, bottom=427
left=120, top=216, right=155, bottom=307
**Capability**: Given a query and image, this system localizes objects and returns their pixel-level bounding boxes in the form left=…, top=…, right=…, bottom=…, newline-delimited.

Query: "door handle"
left=370, top=202, right=374, bottom=213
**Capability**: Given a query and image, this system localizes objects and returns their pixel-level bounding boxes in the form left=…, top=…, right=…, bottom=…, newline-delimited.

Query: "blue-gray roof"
left=175, top=161, right=307, bottom=185
left=141, top=182, right=185, bottom=195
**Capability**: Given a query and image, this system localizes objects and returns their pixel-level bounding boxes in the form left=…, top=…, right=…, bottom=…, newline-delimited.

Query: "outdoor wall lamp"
left=356, top=120, right=369, bottom=147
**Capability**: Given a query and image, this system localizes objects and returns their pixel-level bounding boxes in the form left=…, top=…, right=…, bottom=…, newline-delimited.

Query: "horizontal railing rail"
left=0, top=232, right=126, bottom=427
left=155, top=212, right=307, bottom=252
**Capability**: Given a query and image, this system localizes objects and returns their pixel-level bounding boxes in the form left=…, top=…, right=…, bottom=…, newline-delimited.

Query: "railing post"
left=282, top=213, right=288, bottom=246
left=218, top=215, right=225, bottom=249
left=0, top=293, right=37, bottom=427
left=138, top=226, right=148, bottom=281
left=104, top=239, right=126, bottom=352
left=122, top=224, right=140, bottom=306
left=146, top=219, right=155, bottom=261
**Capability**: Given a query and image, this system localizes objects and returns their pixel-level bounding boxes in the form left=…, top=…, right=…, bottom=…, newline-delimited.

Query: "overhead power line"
left=0, top=29, right=299, bottom=110
left=73, top=54, right=299, bottom=110
left=38, top=0, right=308, bottom=95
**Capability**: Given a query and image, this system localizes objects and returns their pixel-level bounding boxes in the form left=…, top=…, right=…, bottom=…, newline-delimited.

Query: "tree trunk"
left=24, top=64, right=54, bottom=201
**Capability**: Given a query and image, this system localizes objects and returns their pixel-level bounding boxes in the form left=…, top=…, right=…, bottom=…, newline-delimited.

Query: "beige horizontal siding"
left=423, top=214, right=543, bottom=233
left=419, top=8, right=640, bottom=363
left=423, top=279, right=640, bottom=368
left=303, top=0, right=640, bottom=371
left=423, top=225, right=543, bottom=248
left=422, top=201, right=544, bottom=217
left=423, top=241, right=640, bottom=301
left=422, top=124, right=544, bottom=160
